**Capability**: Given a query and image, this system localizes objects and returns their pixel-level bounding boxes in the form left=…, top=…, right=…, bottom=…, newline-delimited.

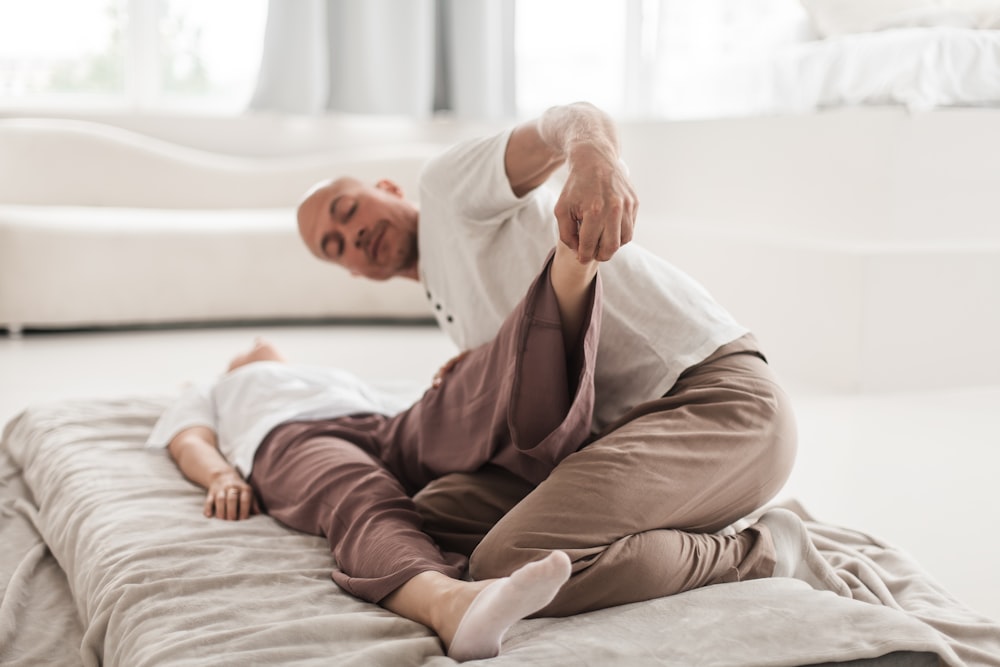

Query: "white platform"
left=656, top=224, right=1000, bottom=392
left=622, top=108, right=1000, bottom=392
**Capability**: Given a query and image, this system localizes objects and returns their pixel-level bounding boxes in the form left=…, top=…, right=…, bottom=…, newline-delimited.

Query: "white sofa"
left=0, top=117, right=445, bottom=334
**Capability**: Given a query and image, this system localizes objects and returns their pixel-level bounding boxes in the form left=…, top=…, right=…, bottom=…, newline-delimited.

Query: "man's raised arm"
left=505, top=102, right=638, bottom=263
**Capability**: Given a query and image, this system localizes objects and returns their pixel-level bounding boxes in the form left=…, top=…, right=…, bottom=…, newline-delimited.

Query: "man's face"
left=297, top=177, right=420, bottom=281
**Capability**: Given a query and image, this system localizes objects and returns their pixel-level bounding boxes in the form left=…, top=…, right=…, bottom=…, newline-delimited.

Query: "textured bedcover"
left=2, top=396, right=998, bottom=667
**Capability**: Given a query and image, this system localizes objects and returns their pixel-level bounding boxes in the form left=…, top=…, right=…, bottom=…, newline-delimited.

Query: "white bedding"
left=3, top=396, right=1000, bottom=666
left=658, top=27, right=1000, bottom=118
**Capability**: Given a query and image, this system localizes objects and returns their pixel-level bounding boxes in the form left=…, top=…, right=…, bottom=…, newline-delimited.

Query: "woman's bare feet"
left=226, top=338, right=287, bottom=372
left=382, top=551, right=573, bottom=662
left=448, top=551, right=572, bottom=661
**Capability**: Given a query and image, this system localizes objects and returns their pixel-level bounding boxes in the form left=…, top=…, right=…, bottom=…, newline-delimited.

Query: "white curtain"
left=249, top=0, right=515, bottom=119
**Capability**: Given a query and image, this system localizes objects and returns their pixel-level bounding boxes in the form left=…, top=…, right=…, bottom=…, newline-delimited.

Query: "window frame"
left=0, top=0, right=265, bottom=115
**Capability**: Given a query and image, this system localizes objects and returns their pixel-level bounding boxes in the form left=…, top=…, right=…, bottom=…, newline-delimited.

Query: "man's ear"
left=376, top=179, right=404, bottom=198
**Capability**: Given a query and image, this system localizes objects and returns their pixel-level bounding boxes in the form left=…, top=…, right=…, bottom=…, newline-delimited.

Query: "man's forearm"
left=536, top=102, right=620, bottom=165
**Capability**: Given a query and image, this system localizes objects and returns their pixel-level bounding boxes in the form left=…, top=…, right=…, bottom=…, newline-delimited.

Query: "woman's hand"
left=432, top=350, right=471, bottom=388
left=204, top=470, right=259, bottom=521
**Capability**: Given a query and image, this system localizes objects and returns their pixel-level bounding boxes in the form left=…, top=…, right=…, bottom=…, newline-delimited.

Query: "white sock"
left=756, top=508, right=850, bottom=596
left=448, top=551, right=572, bottom=662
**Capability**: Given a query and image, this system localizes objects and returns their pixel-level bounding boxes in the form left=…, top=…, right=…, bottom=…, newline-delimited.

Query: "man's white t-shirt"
left=146, top=363, right=412, bottom=477
left=417, top=129, right=748, bottom=433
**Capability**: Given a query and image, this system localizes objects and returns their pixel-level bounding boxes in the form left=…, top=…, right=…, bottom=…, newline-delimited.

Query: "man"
left=296, top=101, right=841, bottom=618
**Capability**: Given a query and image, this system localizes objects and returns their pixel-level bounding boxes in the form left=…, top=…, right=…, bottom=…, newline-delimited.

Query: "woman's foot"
left=227, top=338, right=287, bottom=372
left=448, top=551, right=572, bottom=662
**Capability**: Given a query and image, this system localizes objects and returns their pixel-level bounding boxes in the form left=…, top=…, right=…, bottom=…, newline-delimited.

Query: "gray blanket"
left=2, top=396, right=998, bottom=666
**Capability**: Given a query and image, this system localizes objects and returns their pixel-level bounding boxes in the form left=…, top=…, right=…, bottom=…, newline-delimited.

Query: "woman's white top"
left=146, top=362, right=413, bottom=477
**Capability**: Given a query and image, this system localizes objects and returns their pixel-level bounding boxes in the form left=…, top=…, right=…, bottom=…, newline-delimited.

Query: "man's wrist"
left=566, top=142, right=618, bottom=171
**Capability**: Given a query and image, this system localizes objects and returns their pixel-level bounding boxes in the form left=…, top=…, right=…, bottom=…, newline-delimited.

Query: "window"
left=0, top=0, right=267, bottom=113
left=514, top=0, right=629, bottom=118
left=513, top=0, right=679, bottom=119
left=514, top=0, right=814, bottom=120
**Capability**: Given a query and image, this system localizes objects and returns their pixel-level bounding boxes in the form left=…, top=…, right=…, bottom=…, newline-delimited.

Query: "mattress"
left=2, top=395, right=999, bottom=666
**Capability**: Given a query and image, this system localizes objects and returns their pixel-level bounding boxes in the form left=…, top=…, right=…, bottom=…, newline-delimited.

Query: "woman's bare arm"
left=549, top=241, right=599, bottom=353
left=167, top=426, right=257, bottom=520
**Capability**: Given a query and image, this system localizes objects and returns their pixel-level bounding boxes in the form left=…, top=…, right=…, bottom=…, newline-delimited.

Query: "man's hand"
left=504, top=103, right=640, bottom=262
left=555, top=146, right=637, bottom=263
left=204, top=470, right=259, bottom=521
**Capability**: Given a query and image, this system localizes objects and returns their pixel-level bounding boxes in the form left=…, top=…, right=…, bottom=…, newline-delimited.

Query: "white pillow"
left=879, top=3, right=1000, bottom=28
left=800, top=0, right=1000, bottom=36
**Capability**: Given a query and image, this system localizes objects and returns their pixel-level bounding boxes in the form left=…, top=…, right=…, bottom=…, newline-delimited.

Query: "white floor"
left=2, top=323, right=998, bottom=622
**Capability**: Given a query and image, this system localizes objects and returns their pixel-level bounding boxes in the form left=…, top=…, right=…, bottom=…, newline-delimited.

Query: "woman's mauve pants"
left=250, top=253, right=599, bottom=603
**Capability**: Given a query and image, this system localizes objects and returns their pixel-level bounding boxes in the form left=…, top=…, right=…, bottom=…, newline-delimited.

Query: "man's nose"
left=354, top=226, right=366, bottom=249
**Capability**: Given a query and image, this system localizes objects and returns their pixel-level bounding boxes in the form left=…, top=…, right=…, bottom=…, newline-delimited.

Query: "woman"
left=150, top=240, right=602, bottom=661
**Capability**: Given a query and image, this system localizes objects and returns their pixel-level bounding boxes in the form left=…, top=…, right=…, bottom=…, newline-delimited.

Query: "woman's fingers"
left=226, top=488, right=239, bottom=520
left=239, top=488, right=253, bottom=520
left=206, top=485, right=254, bottom=520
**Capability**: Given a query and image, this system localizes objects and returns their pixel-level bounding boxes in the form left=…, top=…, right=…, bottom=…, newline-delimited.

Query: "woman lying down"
left=148, top=241, right=842, bottom=662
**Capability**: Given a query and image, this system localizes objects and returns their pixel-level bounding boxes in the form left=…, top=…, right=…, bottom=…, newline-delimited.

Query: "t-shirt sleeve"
left=419, top=128, right=529, bottom=224
left=145, top=382, right=216, bottom=449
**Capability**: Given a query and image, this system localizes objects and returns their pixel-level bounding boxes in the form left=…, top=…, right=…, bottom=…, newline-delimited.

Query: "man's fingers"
left=554, top=200, right=580, bottom=251
left=622, top=197, right=637, bottom=245
left=622, top=210, right=636, bottom=246
left=596, top=217, right=622, bottom=262
left=204, top=493, right=214, bottom=517
left=576, top=215, right=603, bottom=262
